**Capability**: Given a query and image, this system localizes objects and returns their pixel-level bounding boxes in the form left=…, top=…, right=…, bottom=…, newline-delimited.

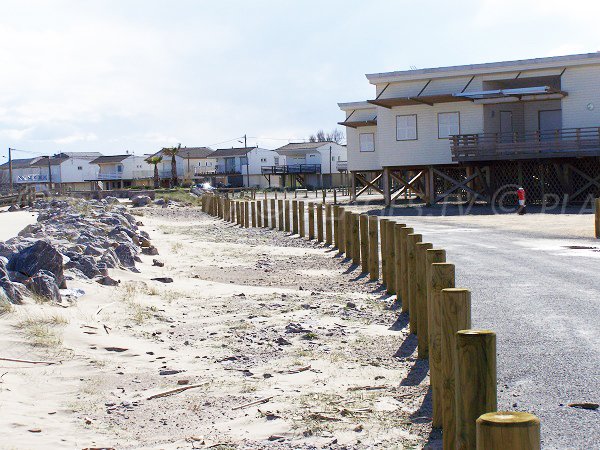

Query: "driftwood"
left=146, top=383, right=207, bottom=400
left=232, top=396, right=273, bottom=411
left=0, top=357, right=59, bottom=365
left=347, top=385, right=388, bottom=391
left=278, top=365, right=311, bottom=374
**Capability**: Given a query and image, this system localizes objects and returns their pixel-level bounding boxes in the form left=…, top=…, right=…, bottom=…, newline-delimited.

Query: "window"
left=198, top=162, right=202, bottom=166
left=240, top=157, right=248, bottom=166
left=359, top=133, right=375, bottom=152
left=260, top=158, right=267, bottom=163
left=438, top=112, right=460, bottom=138
left=117, top=165, right=123, bottom=173
left=332, top=156, right=335, bottom=161
left=77, top=166, right=82, bottom=170
left=396, top=115, right=417, bottom=141
left=274, top=157, right=279, bottom=165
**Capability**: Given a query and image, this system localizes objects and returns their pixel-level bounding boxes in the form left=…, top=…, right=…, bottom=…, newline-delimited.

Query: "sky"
left=1, top=0, right=599, bottom=159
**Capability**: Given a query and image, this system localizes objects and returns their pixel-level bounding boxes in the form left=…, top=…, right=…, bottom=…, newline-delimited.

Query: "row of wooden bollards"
left=200, top=194, right=541, bottom=450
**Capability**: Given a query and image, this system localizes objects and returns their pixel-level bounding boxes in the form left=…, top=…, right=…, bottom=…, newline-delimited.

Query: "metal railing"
left=336, top=161, right=348, bottom=172
left=97, top=173, right=123, bottom=180
left=261, top=164, right=321, bottom=174
left=451, top=127, right=600, bottom=161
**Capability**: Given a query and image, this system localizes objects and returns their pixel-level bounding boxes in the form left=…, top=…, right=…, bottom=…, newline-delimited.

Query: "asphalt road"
left=381, top=211, right=600, bottom=449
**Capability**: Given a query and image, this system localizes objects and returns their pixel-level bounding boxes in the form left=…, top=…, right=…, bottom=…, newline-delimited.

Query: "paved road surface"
left=380, top=211, right=599, bottom=449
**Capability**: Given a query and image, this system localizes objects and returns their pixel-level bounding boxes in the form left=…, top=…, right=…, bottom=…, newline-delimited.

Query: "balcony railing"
left=261, top=164, right=321, bottom=174
left=336, top=161, right=348, bottom=172
left=97, top=173, right=123, bottom=180
left=451, top=127, right=600, bottom=162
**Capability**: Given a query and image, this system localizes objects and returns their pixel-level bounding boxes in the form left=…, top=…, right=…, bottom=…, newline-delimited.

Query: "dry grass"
left=15, top=314, right=67, bottom=348
left=156, top=189, right=202, bottom=206
left=0, top=298, right=14, bottom=316
left=171, top=242, right=183, bottom=253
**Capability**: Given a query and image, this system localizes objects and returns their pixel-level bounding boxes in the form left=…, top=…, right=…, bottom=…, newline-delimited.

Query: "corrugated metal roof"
left=276, top=142, right=334, bottom=152
left=211, top=147, right=254, bottom=157
left=30, top=157, right=67, bottom=167
left=90, top=155, right=130, bottom=164
left=55, top=151, right=103, bottom=158
left=0, top=157, right=39, bottom=169
left=149, top=147, right=214, bottom=159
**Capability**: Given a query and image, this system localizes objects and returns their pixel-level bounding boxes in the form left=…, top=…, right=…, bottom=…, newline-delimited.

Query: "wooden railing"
left=451, top=127, right=600, bottom=161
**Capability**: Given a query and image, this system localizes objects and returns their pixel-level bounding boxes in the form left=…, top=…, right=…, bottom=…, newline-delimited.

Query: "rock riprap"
left=0, top=198, right=155, bottom=304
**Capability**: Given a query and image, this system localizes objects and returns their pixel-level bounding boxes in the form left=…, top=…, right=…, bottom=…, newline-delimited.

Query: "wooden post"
left=393, top=224, right=403, bottom=299
left=456, top=330, right=498, bottom=450
left=359, top=214, right=369, bottom=273
left=278, top=199, right=284, bottom=231
left=325, top=203, right=332, bottom=245
left=237, top=202, right=242, bottom=226
left=299, top=201, right=305, bottom=237
left=380, top=219, right=388, bottom=286
left=441, top=288, right=471, bottom=450
left=251, top=201, right=257, bottom=227
left=595, top=198, right=600, bottom=238
left=399, top=227, right=414, bottom=313
left=415, top=242, right=433, bottom=359
left=284, top=199, right=291, bottom=232
left=368, top=215, right=379, bottom=281
left=332, top=205, right=340, bottom=248
left=270, top=199, right=276, bottom=229
left=352, top=213, right=360, bottom=265
left=256, top=200, right=262, bottom=227
left=345, top=210, right=353, bottom=258
left=406, top=233, right=423, bottom=333
left=426, top=249, right=446, bottom=348
left=429, top=262, right=455, bottom=428
left=244, top=201, right=250, bottom=228
left=316, top=203, right=324, bottom=242
left=385, top=220, right=397, bottom=295
left=308, top=203, right=315, bottom=240
left=292, top=200, right=299, bottom=235
left=476, top=412, right=540, bottom=450
left=263, top=199, right=269, bottom=228
left=338, top=207, right=346, bottom=253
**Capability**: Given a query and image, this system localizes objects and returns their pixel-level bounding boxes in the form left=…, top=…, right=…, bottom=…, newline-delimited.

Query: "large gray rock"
left=114, top=243, right=136, bottom=268
left=0, top=262, right=23, bottom=304
left=105, top=196, right=120, bottom=205
left=7, top=240, right=66, bottom=288
left=131, top=195, right=151, bottom=207
left=25, top=270, right=61, bottom=302
left=100, top=247, right=119, bottom=269
left=65, top=255, right=101, bottom=279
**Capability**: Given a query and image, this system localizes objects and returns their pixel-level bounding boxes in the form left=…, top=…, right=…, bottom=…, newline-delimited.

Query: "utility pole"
left=329, top=145, right=332, bottom=188
left=8, top=148, right=13, bottom=194
left=47, top=156, right=53, bottom=191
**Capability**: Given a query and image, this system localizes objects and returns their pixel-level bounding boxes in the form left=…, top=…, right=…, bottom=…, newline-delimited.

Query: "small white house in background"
left=149, top=147, right=216, bottom=182
left=88, top=154, right=153, bottom=190
left=211, top=147, right=284, bottom=188
left=0, top=152, right=102, bottom=191
left=274, top=141, right=347, bottom=188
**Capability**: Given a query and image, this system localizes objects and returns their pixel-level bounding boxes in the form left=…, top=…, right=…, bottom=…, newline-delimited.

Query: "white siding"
left=376, top=101, right=483, bottom=167
left=561, top=65, right=600, bottom=128
left=346, top=125, right=379, bottom=171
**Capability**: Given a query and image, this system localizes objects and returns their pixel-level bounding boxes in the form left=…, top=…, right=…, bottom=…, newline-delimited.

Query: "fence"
left=200, top=193, right=541, bottom=450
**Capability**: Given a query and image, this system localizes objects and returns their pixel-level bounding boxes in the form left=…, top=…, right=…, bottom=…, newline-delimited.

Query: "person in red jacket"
left=517, top=187, right=526, bottom=215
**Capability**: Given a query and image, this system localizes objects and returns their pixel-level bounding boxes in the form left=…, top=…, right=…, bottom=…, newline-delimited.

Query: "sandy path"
left=0, top=206, right=433, bottom=449
left=0, top=209, right=38, bottom=241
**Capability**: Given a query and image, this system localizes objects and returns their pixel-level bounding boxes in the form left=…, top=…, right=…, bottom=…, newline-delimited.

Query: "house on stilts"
left=339, top=52, right=600, bottom=206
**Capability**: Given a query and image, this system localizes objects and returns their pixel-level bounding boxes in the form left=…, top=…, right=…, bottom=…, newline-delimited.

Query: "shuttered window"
left=359, top=133, right=375, bottom=152
left=396, top=115, right=417, bottom=141
left=438, top=112, right=460, bottom=138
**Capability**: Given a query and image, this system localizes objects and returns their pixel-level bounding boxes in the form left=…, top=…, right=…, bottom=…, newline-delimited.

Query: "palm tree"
left=146, top=156, right=163, bottom=189
left=161, top=144, right=180, bottom=187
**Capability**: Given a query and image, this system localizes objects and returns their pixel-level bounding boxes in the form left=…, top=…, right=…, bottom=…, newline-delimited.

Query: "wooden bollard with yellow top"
left=316, top=203, right=324, bottom=242
left=415, top=242, right=433, bottom=358
left=325, top=203, right=332, bottom=245
left=308, top=203, right=315, bottom=240
left=385, top=220, right=396, bottom=295
left=379, top=218, right=388, bottom=286
left=368, top=216, right=379, bottom=281
left=398, top=227, right=414, bottom=313
left=456, top=330, right=498, bottom=450
left=406, top=233, right=422, bottom=333
left=352, top=213, right=360, bottom=265
left=299, top=201, right=306, bottom=237
left=428, top=262, right=455, bottom=428
left=292, top=200, right=299, bottom=235
left=270, top=199, right=276, bottom=230
left=440, top=288, right=471, bottom=450
left=359, top=214, right=369, bottom=273
left=284, top=199, right=291, bottom=232
left=278, top=199, right=284, bottom=231
left=262, top=199, right=269, bottom=228
left=476, top=411, right=540, bottom=450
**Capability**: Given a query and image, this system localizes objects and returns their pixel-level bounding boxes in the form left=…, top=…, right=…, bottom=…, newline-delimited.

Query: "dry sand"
left=0, top=205, right=433, bottom=449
